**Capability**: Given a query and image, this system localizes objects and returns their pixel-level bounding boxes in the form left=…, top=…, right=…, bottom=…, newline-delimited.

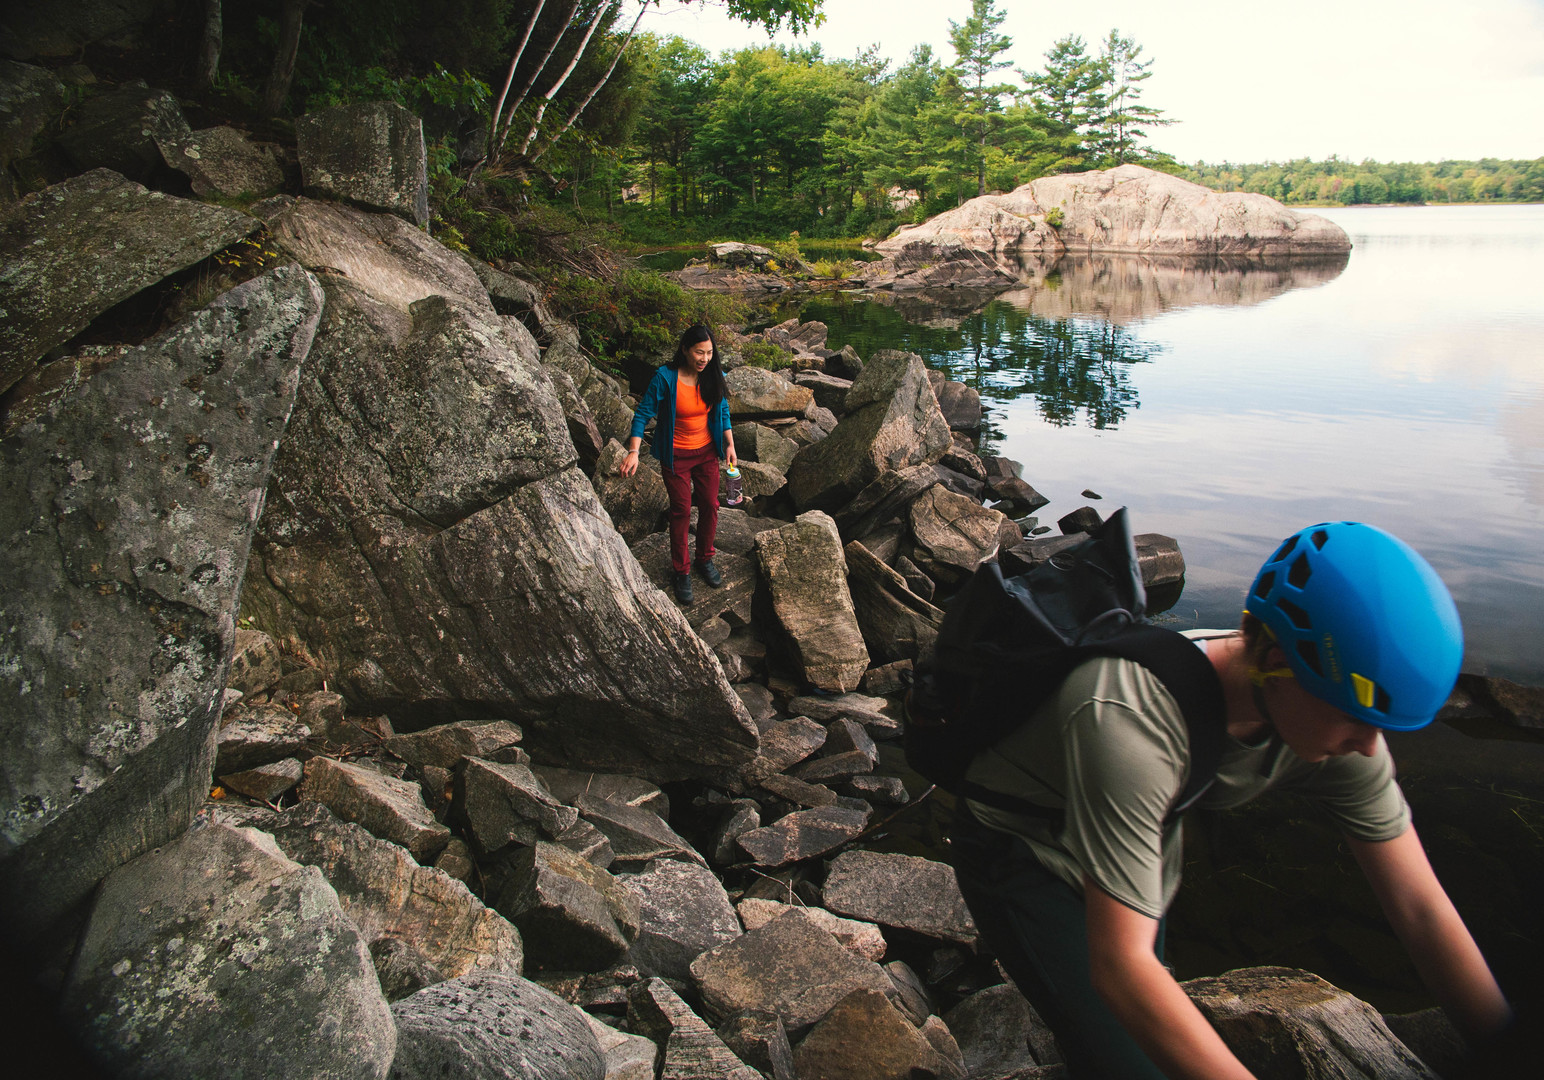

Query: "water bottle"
left=723, top=463, right=744, bottom=507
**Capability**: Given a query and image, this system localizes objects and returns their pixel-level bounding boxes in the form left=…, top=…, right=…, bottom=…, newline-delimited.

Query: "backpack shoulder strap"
left=1094, top=624, right=1228, bottom=817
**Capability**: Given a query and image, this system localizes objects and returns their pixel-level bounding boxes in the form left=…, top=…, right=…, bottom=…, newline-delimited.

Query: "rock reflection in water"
left=810, top=252, right=1349, bottom=431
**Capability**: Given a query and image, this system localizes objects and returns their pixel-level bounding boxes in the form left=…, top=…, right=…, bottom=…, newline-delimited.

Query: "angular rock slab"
left=0, top=60, right=66, bottom=170
left=298, top=757, right=451, bottom=862
left=61, top=821, right=395, bottom=1080
left=296, top=101, right=430, bottom=227
left=726, top=365, right=814, bottom=419
left=487, top=841, right=641, bottom=972
left=587, top=1011, right=659, bottom=1080
left=689, top=909, right=897, bottom=1034
left=454, top=757, right=578, bottom=856
left=792, top=988, right=965, bottom=1080
left=164, top=125, right=285, bottom=200
left=0, top=264, right=322, bottom=956
left=54, top=80, right=190, bottom=183
left=944, top=983, right=1062, bottom=1074
left=243, top=216, right=757, bottom=778
left=577, top=792, right=703, bottom=866
left=385, top=720, right=526, bottom=772
left=0, top=168, right=257, bottom=393
left=755, top=511, right=869, bottom=693
left=909, top=484, right=1020, bottom=582
left=391, top=972, right=603, bottom=1080
left=822, top=850, right=978, bottom=945
left=845, top=539, right=944, bottom=665
left=1185, top=967, right=1440, bottom=1080
left=630, top=977, right=762, bottom=1080
left=268, top=801, right=523, bottom=980
left=786, top=350, right=951, bottom=515
left=737, top=898, right=886, bottom=962
left=623, top=857, right=743, bottom=982
left=214, top=701, right=312, bottom=774
left=736, top=806, right=871, bottom=868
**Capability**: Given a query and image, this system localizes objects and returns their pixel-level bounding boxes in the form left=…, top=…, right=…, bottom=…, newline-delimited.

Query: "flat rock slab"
left=1184, top=966, right=1438, bottom=1080
left=55, top=80, right=189, bottom=182
left=726, top=366, right=814, bottom=418
left=737, top=898, right=886, bottom=962
left=629, top=977, right=763, bottom=1080
left=298, top=756, right=450, bottom=862
left=736, top=805, right=870, bottom=868
left=622, top=858, right=742, bottom=982
left=755, top=511, right=869, bottom=692
left=575, top=792, right=703, bottom=866
left=822, top=849, right=978, bottom=945
left=384, top=720, right=526, bottom=771
left=689, top=908, right=897, bottom=1034
left=0, top=264, right=322, bottom=954
left=533, top=764, right=670, bottom=819
left=793, top=988, right=965, bottom=1080
left=391, top=972, right=603, bottom=1080
left=785, top=693, right=902, bottom=740
left=267, top=801, right=523, bottom=980
left=61, top=820, right=395, bottom=1079
left=220, top=757, right=304, bottom=802
left=0, top=168, right=257, bottom=393
left=215, top=702, right=312, bottom=774
left=631, top=532, right=758, bottom=629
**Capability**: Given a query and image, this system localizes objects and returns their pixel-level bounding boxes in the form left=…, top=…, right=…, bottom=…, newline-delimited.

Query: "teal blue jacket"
left=630, top=364, right=732, bottom=469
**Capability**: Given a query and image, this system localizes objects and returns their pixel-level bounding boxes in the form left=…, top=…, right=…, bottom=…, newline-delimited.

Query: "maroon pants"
left=663, top=444, right=720, bottom=573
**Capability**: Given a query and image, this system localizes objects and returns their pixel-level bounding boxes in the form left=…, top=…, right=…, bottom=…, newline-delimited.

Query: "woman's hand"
left=725, top=441, right=737, bottom=467
left=619, top=448, right=640, bottom=477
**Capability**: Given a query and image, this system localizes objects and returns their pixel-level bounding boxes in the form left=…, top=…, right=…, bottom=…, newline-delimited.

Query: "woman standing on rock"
left=942, top=522, right=1514, bottom=1078
left=620, top=325, right=736, bottom=604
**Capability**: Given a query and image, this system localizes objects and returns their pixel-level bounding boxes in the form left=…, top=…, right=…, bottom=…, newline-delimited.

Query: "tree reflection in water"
left=797, top=292, right=1161, bottom=431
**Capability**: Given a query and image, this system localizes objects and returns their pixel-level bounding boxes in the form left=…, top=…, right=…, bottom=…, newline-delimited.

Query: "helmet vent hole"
left=1277, top=598, right=1313, bottom=630
left=1272, top=536, right=1299, bottom=563
left=1288, top=554, right=1312, bottom=589
left=1311, top=529, right=1330, bottom=549
left=1374, top=686, right=1391, bottom=714
left=1252, top=570, right=1276, bottom=602
left=1296, top=641, right=1324, bottom=676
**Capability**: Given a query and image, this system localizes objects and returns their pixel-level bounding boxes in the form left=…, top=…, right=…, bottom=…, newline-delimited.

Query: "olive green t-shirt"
left=963, top=632, right=1410, bottom=919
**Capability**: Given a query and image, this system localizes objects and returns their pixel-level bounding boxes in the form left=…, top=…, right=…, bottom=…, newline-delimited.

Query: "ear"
left=1264, top=643, right=1291, bottom=671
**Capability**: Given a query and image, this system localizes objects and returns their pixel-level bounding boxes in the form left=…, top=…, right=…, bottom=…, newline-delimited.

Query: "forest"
left=180, top=0, right=1542, bottom=249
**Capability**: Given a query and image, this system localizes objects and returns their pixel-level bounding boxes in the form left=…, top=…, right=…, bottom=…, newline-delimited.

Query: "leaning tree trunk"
left=262, top=0, right=309, bottom=117
left=193, top=0, right=222, bottom=90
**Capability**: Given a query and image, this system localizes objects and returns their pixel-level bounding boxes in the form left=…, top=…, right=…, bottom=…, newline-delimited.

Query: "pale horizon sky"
left=638, top=0, right=1544, bottom=164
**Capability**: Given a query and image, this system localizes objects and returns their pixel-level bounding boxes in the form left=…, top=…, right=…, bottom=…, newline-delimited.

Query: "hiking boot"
left=671, top=571, right=693, bottom=604
left=696, top=559, right=723, bottom=588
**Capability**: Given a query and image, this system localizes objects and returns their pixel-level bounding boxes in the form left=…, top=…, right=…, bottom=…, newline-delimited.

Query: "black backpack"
left=904, top=508, right=1226, bottom=824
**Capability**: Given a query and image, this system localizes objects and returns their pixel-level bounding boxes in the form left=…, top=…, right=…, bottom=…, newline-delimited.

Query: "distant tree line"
left=1180, top=157, right=1544, bottom=206
left=613, top=0, right=1176, bottom=238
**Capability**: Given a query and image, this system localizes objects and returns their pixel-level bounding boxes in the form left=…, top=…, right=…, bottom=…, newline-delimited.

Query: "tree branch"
left=517, top=0, right=614, bottom=157
left=529, top=0, right=646, bottom=164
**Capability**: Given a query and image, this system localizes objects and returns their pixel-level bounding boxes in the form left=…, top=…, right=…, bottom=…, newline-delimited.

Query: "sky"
left=637, top=0, right=1544, bottom=164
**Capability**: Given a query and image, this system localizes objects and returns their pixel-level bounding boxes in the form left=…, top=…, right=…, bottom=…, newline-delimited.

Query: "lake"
left=791, top=206, right=1544, bottom=687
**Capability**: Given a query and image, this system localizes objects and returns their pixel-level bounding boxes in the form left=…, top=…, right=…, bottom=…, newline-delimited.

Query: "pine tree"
left=1023, top=34, right=1105, bottom=167
left=947, top=0, right=1016, bottom=198
left=1094, top=30, right=1170, bottom=166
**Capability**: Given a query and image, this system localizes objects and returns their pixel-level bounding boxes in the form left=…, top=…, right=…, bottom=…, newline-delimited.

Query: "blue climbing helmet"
left=1245, top=522, right=1463, bottom=731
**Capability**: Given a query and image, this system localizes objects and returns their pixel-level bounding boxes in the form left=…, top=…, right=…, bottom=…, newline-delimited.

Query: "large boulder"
left=0, top=0, right=179, bottom=61
left=876, top=165, right=1351, bottom=263
left=391, top=972, right=603, bottom=1080
left=0, top=169, right=257, bottom=394
left=60, top=820, right=396, bottom=1080
left=295, top=101, right=430, bottom=227
left=785, top=350, right=951, bottom=515
left=754, top=511, right=869, bottom=693
left=54, top=80, right=189, bottom=183
left=0, top=264, right=322, bottom=959
left=0, top=61, right=66, bottom=173
left=908, top=484, right=1022, bottom=583
left=792, top=988, right=966, bottom=1080
left=1184, top=967, right=1439, bottom=1080
left=843, top=540, right=943, bottom=665
left=266, top=801, right=524, bottom=980
left=243, top=199, right=756, bottom=779
left=163, top=125, right=286, bottom=201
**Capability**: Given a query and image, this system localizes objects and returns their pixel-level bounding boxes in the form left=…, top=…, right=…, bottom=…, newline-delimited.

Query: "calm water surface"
left=798, top=206, right=1544, bottom=685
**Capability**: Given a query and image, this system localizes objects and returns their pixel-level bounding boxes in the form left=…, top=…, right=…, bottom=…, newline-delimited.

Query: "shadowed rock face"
left=244, top=199, right=756, bottom=779
left=0, top=264, right=323, bottom=958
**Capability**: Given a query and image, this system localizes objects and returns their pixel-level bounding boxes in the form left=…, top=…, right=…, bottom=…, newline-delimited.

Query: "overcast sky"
left=639, top=0, right=1544, bottom=164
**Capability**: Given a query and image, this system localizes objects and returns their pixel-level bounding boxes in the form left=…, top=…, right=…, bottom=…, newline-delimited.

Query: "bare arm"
left=1085, top=878, right=1258, bottom=1080
left=1348, top=827, right=1512, bottom=1041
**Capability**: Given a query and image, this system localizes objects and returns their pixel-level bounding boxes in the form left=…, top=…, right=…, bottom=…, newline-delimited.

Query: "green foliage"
left=738, top=339, right=796, bottom=370
left=1045, top=206, right=1064, bottom=228
left=544, top=267, right=749, bottom=361
left=305, top=63, right=490, bottom=116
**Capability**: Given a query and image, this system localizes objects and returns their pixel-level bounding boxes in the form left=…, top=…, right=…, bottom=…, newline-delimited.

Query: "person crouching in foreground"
left=620, top=324, right=737, bottom=604
left=949, top=522, right=1513, bottom=1079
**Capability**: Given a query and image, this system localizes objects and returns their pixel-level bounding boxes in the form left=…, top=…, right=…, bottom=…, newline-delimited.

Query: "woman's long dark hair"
left=670, top=324, right=729, bottom=406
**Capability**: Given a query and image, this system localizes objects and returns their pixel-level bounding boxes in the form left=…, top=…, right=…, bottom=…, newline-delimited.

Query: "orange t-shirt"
left=673, top=378, right=711, bottom=451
